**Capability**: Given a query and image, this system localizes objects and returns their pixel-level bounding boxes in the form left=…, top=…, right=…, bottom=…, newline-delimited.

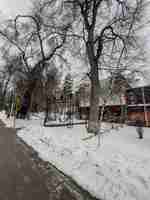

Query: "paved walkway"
left=0, top=120, right=99, bottom=200
left=0, top=120, right=49, bottom=200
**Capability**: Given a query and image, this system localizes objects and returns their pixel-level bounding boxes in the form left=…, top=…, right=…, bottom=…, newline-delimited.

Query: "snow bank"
left=0, top=111, right=14, bottom=127
left=1, top=111, right=150, bottom=200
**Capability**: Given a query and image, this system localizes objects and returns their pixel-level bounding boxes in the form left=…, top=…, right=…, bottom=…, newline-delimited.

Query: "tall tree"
left=0, top=0, right=70, bottom=113
left=57, top=0, right=145, bottom=133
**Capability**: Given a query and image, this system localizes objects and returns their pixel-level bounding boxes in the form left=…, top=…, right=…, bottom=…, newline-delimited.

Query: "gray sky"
left=0, top=0, right=149, bottom=78
left=0, top=0, right=31, bottom=18
left=0, top=0, right=31, bottom=67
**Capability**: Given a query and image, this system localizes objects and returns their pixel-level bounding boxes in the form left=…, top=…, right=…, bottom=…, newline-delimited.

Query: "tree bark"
left=85, top=29, right=101, bottom=133
left=87, top=72, right=100, bottom=133
left=86, top=47, right=100, bottom=133
left=23, top=80, right=36, bottom=115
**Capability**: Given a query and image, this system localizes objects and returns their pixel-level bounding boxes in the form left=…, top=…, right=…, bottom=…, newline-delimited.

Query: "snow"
left=0, top=111, right=15, bottom=127
left=129, top=70, right=150, bottom=89
left=0, top=112, right=150, bottom=200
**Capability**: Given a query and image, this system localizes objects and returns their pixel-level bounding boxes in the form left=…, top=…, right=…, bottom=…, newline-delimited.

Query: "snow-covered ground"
left=0, top=111, right=150, bottom=200
left=0, top=111, right=15, bottom=127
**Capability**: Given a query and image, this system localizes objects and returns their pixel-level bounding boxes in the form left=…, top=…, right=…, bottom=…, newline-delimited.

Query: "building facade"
left=126, top=86, right=150, bottom=126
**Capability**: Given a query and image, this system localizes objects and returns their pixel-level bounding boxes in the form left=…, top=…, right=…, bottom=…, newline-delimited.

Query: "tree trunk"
left=86, top=32, right=100, bottom=133
left=23, top=80, right=36, bottom=116
left=87, top=62, right=100, bottom=133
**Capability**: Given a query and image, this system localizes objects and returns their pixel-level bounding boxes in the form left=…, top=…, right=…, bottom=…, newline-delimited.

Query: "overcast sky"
left=0, top=0, right=31, bottom=18
left=0, top=0, right=150, bottom=79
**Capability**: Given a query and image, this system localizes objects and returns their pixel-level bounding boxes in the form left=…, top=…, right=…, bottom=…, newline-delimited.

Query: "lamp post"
left=142, top=87, right=148, bottom=127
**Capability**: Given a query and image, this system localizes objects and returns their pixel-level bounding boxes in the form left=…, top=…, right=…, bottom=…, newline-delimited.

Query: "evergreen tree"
left=63, top=73, right=73, bottom=98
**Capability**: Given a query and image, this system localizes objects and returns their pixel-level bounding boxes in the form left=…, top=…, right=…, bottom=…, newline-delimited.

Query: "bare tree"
left=0, top=48, right=24, bottom=109
left=56, top=0, right=146, bottom=133
left=0, top=0, right=70, bottom=114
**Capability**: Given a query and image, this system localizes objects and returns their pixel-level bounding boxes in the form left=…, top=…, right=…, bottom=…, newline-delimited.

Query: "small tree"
left=0, top=51, right=23, bottom=109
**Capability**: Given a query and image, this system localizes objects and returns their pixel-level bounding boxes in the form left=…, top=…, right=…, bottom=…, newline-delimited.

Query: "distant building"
left=126, top=86, right=150, bottom=126
left=77, top=71, right=150, bottom=126
left=77, top=75, right=128, bottom=122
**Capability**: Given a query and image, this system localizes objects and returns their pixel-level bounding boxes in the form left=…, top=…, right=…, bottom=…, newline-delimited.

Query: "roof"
left=79, top=70, right=150, bottom=106
left=127, top=70, right=150, bottom=89
left=79, top=94, right=125, bottom=107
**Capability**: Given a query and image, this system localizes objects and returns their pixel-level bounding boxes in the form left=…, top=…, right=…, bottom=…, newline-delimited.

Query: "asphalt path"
left=0, top=120, right=99, bottom=200
left=0, top=120, right=49, bottom=200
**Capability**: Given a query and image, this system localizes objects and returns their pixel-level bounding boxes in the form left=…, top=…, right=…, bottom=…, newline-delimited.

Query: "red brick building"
left=126, top=86, right=150, bottom=126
